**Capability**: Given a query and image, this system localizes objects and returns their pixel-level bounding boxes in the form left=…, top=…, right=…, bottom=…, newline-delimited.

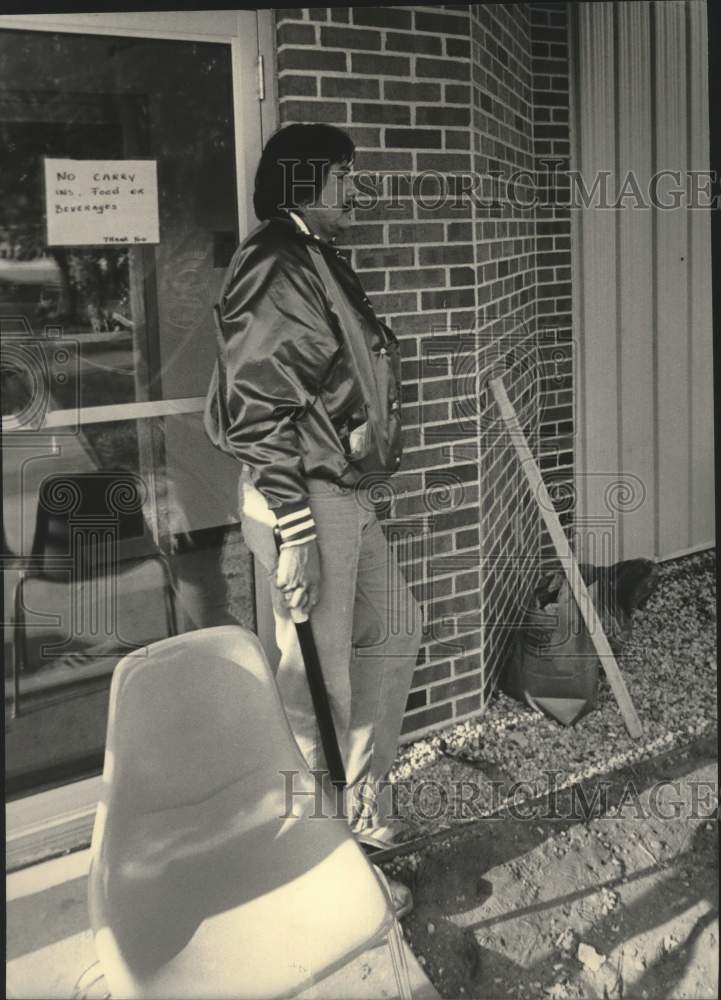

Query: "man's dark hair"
left=253, top=123, right=355, bottom=221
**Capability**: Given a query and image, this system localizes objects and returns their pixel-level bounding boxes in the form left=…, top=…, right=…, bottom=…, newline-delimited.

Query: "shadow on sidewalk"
left=389, top=733, right=718, bottom=998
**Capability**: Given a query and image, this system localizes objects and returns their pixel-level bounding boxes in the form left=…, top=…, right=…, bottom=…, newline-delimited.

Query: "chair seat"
left=109, top=772, right=343, bottom=900
left=97, top=837, right=391, bottom=999
left=116, top=780, right=288, bottom=881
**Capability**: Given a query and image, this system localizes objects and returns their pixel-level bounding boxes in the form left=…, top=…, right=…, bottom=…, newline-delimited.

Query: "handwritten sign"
left=44, top=158, right=159, bottom=247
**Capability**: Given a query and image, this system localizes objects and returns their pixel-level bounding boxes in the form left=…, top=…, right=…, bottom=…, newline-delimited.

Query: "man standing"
left=205, top=124, right=422, bottom=913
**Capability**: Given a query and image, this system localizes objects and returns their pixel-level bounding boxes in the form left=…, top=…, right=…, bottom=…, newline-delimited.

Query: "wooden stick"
left=490, top=376, right=643, bottom=740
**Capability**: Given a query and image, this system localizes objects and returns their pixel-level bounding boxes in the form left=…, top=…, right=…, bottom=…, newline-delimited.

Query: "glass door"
left=1, top=22, right=260, bottom=794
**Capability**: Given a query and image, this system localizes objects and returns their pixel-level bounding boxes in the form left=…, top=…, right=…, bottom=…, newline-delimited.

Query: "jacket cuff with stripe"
left=275, top=502, right=317, bottom=548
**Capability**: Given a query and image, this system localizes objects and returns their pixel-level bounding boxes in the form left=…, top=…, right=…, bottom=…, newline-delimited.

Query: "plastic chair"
left=10, top=470, right=178, bottom=717
left=88, top=625, right=412, bottom=999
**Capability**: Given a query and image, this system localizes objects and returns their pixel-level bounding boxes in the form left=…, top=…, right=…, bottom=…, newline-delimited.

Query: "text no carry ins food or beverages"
left=44, top=158, right=160, bottom=247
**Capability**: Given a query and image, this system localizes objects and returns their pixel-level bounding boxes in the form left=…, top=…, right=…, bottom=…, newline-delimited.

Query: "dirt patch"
left=384, top=736, right=718, bottom=999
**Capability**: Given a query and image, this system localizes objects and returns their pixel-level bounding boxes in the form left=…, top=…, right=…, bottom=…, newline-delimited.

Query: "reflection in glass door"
left=1, top=27, right=257, bottom=794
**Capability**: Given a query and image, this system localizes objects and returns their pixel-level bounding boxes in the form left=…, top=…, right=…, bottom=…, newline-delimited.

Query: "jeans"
left=238, top=471, right=422, bottom=828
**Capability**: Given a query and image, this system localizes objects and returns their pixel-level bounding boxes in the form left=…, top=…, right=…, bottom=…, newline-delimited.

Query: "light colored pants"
left=238, top=472, right=422, bottom=828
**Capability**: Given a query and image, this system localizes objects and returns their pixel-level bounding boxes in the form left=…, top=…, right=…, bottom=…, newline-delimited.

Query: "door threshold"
left=6, top=774, right=102, bottom=872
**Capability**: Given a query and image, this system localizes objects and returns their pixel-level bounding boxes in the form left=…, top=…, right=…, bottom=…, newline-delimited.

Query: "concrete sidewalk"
left=6, top=848, right=439, bottom=999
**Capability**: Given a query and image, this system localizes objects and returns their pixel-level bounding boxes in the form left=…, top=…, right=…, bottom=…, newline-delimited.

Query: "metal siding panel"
left=617, top=2, right=656, bottom=559
left=568, top=4, right=587, bottom=553
left=654, top=2, right=691, bottom=557
left=687, top=0, right=715, bottom=547
left=575, top=4, right=619, bottom=564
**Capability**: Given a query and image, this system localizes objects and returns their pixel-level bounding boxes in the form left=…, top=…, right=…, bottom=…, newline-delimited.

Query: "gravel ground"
left=387, top=549, right=717, bottom=835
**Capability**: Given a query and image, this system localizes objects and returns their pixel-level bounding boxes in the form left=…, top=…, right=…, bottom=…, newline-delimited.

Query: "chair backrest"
left=89, top=626, right=397, bottom=999
left=100, top=625, right=311, bottom=817
left=89, top=626, right=391, bottom=995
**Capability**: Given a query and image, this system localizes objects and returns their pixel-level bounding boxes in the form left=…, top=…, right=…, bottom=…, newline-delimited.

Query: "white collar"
left=288, top=210, right=318, bottom=239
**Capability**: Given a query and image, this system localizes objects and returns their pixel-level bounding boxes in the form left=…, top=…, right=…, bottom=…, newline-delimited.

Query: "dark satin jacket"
left=210, top=214, right=400, bottom=521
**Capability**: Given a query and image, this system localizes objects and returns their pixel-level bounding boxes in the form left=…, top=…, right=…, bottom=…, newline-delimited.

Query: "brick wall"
left=274, top=4, right=574, bottom=739
left=530, top=3, right=574, bottom=565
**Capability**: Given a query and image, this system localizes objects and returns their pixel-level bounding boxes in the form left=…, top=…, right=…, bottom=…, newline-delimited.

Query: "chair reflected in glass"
left=10, top=470, right=178, bottom=719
